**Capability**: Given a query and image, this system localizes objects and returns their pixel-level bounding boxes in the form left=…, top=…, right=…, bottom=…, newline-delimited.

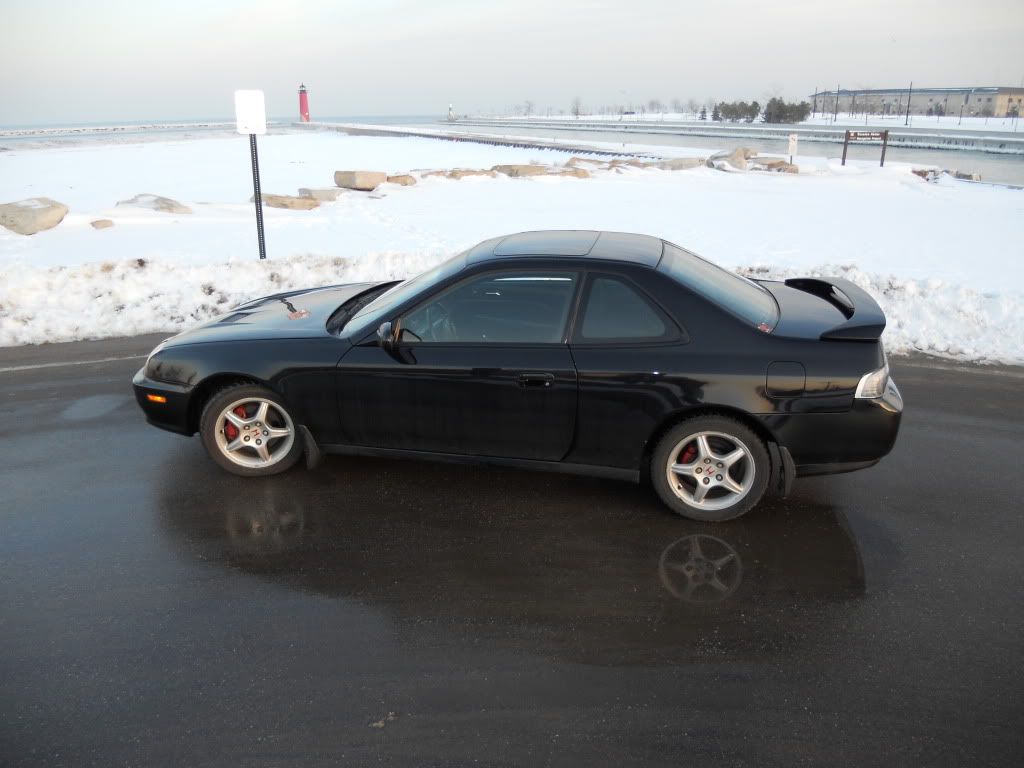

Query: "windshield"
left=658, top=243, right=779, bottom=331
left=343, top=251, right=468, bottom=335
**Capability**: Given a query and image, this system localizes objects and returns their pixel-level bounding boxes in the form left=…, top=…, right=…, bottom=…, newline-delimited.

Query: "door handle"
left=516, top=372, right=555, bottom=388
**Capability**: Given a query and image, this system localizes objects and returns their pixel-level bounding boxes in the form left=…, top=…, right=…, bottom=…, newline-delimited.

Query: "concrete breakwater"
left=450, top=117, right=1024, bottom=155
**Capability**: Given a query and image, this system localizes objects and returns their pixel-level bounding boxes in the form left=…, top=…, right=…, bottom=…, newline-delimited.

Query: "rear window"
left=658, top=243, right=779, bottom=331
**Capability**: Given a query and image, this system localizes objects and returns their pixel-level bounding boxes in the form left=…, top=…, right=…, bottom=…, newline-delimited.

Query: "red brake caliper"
left=224, top=405, right=246, bottom=441
left=680, top=443, right=697, bottom=464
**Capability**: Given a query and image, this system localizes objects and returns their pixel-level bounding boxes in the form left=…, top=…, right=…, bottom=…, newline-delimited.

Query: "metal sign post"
left=234, top=90, right=268, bottom=259
left=788, top=133, right=798, bottom=165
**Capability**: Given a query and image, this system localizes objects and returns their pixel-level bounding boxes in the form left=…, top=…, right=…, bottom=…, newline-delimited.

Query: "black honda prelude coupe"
left=133, top=231, right=902, bottom=521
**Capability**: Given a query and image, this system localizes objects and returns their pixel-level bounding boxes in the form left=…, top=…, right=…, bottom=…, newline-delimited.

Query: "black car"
left=133, top=231, right=902, bottom=521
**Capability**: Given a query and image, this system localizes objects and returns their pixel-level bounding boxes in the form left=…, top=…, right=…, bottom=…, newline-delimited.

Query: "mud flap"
left=298, top=425, right=322, bottom=470
left=768, top=443, right=796, bottom=498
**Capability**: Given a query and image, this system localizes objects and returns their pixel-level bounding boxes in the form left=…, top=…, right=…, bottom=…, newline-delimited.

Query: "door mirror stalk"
left=377, top=321, right=396, bottom=353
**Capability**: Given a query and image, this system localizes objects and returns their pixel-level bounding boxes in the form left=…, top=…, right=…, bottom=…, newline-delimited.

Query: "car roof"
left=466, top=230, right=665, bottom=267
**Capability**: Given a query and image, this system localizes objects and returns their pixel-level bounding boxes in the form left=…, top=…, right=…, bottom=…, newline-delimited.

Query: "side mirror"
left=377, top=321, right=396, bottom=352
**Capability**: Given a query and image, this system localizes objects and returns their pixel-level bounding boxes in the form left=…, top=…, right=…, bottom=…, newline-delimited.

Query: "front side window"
left=400, top=270, right=578, bottom=344
left=576, top=276, right=675, bottom=342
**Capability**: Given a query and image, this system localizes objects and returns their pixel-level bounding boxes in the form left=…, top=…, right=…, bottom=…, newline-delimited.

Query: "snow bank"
left=1, top=131, right=1022, bottom=363
left=0, top=253, right=1019, bottom=363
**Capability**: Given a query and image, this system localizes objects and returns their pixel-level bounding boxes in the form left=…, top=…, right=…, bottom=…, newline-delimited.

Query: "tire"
left=651, top=415, right=770, bottom=522
left=199, top=383, right=304, bottom=477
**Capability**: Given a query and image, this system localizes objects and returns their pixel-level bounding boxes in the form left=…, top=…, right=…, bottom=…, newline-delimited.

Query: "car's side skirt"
left=319, top=443, right=641, bottom=483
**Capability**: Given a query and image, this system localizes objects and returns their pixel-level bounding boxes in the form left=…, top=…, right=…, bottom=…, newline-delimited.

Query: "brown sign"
left=842, top=129, right=890, bottom=167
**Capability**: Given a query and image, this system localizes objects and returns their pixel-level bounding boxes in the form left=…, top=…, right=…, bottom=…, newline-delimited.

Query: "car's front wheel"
left=199, top=384, right=304, bottom=477
left=651, top=416, right=769, bottom=522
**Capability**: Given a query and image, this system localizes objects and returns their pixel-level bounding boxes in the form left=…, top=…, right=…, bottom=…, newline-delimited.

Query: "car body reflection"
left=159, top=453, right=865, bottom=663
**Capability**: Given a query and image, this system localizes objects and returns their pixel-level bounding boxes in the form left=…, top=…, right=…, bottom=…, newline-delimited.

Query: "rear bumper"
left=761, top=378, right=902, bottom=476
left=132, top=368, right=194, bottom=436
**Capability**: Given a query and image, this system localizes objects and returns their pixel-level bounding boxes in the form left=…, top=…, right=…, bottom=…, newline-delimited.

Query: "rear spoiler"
left=784, top=277, right=886, bottom=341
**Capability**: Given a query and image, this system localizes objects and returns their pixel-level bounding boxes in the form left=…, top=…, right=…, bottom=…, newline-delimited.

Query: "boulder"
left=298, top=187, right=345, bottom=202
left=550, top=167, right=591, bottom=178
left=607, top=159, right=647, bottom=168
left=334, top=170, right=388, bottom=191
left=645, top=157, right=704, bottom=171
left=565, top=156, right=605, bottom=167
left=445, top=169, right=497, bottom=179
left=386, top=174, right=417, bottom=186
left=751, top=158, right=799, bottom=174
left=491, top=164, right=550, bottom=177
left=954, top=170, right=981, bottom=181
left=0, top=198, right=69, bottom=235
left=707, top=148, right=755, bottom=171
left=116, top=194, right=191, bottom=214
left=250, top=194, right=320, bottom=210
left=90, top=219, right=114, bottom=230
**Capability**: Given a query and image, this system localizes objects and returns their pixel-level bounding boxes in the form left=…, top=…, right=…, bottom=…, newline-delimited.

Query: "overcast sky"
left=1, top=0, right=1021, bottom=125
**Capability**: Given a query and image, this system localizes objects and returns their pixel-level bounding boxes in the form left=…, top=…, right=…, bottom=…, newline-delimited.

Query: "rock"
left=90, top=219, right=114, bottom=229
left=550, top=167, right=591, bottom=178
left=751, top=158, right=799, bottom=174
left=445, top=169, right=497, bottom=179
left=911, top=169, right=932, bottom=179
left=298, top=187, right=345, bottom=201
left=491, top=164, right=550, bottom=177
left=386, top=174, right=417, bottom=186
left=645, top=157, right=705, bottom=171
left=707, top=148, right=755, bottom=171
left=954, top=170, right=981, bottom=181
left=250, top=194, right=320, bottom=210
left=117, top=193, right=191, bottom=214
left=0, top=197, right=69, bottom=235
left=334, top=170, right=388, bottom=191
left=607, top=159, right=646, bottom=169
left=565, top=156, right=605, bottom=167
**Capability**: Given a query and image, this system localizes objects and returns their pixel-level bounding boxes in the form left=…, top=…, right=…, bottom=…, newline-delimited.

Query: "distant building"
left=810, top=86, right=1024, bottom=118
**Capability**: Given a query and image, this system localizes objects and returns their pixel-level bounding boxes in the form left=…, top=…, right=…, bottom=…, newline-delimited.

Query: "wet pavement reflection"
left=158, top=452, right=866, bottom=664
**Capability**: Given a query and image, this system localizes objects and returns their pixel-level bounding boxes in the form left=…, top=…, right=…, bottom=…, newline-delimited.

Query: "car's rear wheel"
left=199, top=384, right=303, bottom=477
left=651, top=416, right=769, bottom=522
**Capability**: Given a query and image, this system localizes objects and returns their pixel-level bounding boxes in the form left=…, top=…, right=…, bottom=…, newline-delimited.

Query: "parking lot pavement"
left=0, top=345, right=1022, bottom=766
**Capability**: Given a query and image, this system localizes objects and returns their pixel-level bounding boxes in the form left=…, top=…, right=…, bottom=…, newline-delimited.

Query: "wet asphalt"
left=0, top=336, right=1022, bottom=767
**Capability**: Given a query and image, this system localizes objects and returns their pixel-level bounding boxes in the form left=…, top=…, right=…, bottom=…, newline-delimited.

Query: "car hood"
left=164, top=282, right=385, bottom=346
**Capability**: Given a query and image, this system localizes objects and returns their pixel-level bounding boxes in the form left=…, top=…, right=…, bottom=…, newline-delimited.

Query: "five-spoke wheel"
left=200, top=384, right=303, bottom=476
left=652, top=416, right=769, bottom=521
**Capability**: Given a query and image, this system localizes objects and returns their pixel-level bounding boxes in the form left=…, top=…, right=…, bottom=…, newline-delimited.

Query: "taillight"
left=855, top=363, right=889, bottom=399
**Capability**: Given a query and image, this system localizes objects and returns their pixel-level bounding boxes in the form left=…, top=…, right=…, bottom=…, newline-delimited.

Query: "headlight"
left=146, top=339, right=172, bottom=368
left=855, top=363, right=889, bottom=399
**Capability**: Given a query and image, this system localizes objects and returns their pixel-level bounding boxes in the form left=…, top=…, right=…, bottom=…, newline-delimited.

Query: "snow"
left=1, top=130, right=1022, bottom=364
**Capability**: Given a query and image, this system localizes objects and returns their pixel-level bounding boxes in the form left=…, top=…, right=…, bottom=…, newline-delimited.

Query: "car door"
left=335, top=267, right=580, bottom=461
left=566, top=270, right=689, bottom=469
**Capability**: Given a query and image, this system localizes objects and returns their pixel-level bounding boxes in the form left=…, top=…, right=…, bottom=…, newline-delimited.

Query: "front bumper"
left=761, top=377, right=903, bottom=477
left=132, top=367, right=194, bottom=436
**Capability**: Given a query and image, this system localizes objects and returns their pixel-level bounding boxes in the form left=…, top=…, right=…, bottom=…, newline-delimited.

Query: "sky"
left=1, top=0, right=1022, bottom=125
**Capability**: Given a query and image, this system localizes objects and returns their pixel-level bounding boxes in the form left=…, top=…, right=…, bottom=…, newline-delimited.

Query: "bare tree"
left=671, top=98, right=683, bottom=113
left=648, top=98, right=664, bottom=113
left=686, top=98, right=699, bottom=116
left=524, top=100, right=534, bottom=118
left=571, top=96, right=583, bottom=118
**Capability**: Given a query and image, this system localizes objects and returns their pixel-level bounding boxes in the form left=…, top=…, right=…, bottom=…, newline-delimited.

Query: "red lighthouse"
left=298, top=84, right=310, bottom=122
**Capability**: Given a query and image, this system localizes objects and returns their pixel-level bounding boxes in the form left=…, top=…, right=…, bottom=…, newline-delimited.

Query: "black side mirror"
left=377, top=321, right=395, bottom=352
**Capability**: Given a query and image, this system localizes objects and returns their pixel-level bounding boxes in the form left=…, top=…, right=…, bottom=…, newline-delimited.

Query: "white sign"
left=234, top=90, right=267, bottom=135
left=788, top=133, right=798, bottom=158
